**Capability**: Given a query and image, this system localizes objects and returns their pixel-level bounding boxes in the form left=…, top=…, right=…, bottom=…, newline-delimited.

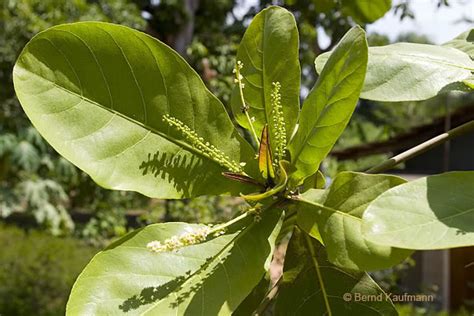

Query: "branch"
left=366, top=119, right=474, bottom=174
left=331, top=104, right=474, bottom=160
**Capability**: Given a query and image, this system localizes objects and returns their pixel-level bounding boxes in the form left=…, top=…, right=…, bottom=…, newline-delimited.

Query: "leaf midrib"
left=371, top=46, right=474, bottom=71
left=298, top=196, right=362, bottom=222
left=261, top=11, right=269, bottom=126
left=290, top=34, right=362, bottom=171
left=141, top=204, right=282, bottom=315
left=294, top=252, right=393, bottom=315
left=16, top=65, right=230, bottom=171
left=140, top=226, right=249, bottom=316
left=369, top=207, right=474, bottom=237
left=304, top=234, right=332, bottom=316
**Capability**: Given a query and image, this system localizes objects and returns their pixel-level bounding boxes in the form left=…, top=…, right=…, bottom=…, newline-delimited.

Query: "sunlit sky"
left=367, top=0, right=473, bottom=44
left=235, top=0, right=473, bottom=45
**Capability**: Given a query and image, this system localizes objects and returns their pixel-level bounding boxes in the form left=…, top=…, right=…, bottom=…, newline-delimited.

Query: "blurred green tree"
left=0, top=0, right=148, bottom=235
left=0, top=224, right=97, bottom=315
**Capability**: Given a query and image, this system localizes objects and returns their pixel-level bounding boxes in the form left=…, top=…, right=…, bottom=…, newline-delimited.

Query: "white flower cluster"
left=248, top=205, right=262, bottom=222
left=147, top=226, right=217, bottom=253
left=233, top=60, right=245, bottom=87
left=233, top=61, right=260, bottom=146
left=162, top=114, right=245, bottom=173
left=271, top=82, right=287, bottom=162
left=234, top=61, right=249, bottom=112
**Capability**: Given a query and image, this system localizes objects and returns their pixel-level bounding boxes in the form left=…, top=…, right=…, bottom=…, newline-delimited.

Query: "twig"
left=366, top=119, right=474, bottom=174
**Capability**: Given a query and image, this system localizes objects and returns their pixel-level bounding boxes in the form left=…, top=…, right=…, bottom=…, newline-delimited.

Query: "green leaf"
left=233, top=275, right=270, bottom=316
left=66, top=209, right=284, bottom=315
left=275, top=228, right=397, bottom=316
left=463, top=75, right=474, bottom=89
left=341, top=0, right=391, bottom=24
left=13, top=22, right=257, bottom=199
left=296, top=188, right=325, bottom=244
left=231, top=6, right=300, bottom=152
left=315, top=42, right=474, bottom=102
left=443, top=29, right=474, bottom=59
left=242, top=160, right=289, bottom=202
left=297, top=172, right=412, bottom=271
left=289, top=26, right=368, bottom=186
left=258, top=125, right=275, bottom=180
left=301, top=170, right=326, bottom=191
left=363, top=171, right=474, bottom=250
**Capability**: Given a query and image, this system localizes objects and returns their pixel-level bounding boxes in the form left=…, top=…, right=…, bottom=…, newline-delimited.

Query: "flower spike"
left=271, top=82, right=287, bottom=161
left=163, top=114, right=244, bottom=173
left=234, top=61, right=260, bottom=146
left=147, top=226, right=215, bottom=253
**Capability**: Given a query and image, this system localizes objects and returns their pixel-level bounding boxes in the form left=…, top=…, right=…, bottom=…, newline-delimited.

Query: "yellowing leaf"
left=258, top=125, right=275, bottom=180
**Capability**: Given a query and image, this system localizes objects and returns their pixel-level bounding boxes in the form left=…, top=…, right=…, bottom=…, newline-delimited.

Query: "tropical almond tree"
left=13, top=5, right=474, bottom=315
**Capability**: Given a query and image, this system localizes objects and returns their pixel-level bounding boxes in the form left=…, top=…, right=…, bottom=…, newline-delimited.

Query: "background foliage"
left=0, top=0, right=148, bottom=235
left=0, top=224, right=97, bottom=316
left=1, top=0, right=472, bottom=314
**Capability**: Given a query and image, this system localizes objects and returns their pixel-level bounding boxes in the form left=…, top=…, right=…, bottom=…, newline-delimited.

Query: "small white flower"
left=162, top=114, right=245, bottom=173
left=147, top=226, right=215, bottom=253
left=213, top=230, right=225, bottom=237
left=147, top=240, right=166, bottom=253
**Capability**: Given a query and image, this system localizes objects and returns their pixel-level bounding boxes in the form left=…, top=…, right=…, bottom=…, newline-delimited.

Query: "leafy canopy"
left=13, top=4, right=474, bottom=315
left=1, top=0, right=147, bottom=234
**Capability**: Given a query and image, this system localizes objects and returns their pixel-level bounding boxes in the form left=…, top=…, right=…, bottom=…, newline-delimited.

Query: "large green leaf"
left=443, top=29, right=474, bottom=59
left=341, top=0, right=391, bottom=24
left=66, top=209, right=283, bottom=315
left=301, top=170, right=326, bottom=192
left=13, top=22, right=257, bottom=199
left=296, top=188, right=325, bottom=244
left=297, top=172, right=412, bottom=271
left=230, top=6, right=300, bottom=151
left=315, top=42, right=474, bottom=102
left=363, top=171, right=474, bottom=250
left=288, top=27, right=368, bottom=186
left=275, top=228, right=397, bottom=316
left=233, top=274, right=270, bottom=315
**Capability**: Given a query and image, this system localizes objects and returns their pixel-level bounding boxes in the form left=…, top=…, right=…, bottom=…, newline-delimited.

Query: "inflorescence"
left=247, top=204, right=263, bottom=222
left=147, top=225, right=225, bottom=253
left=271, top=82, right=287, bottom=162
left=233, top=61, right=260, bottom=145
left=163, top=114, right=245, bottom=173
left=233, top=61, right=245, bottom=88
